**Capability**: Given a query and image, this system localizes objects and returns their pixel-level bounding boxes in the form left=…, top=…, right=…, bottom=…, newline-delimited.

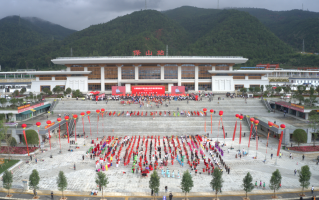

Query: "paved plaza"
left=2, top=96, right=319, bottom=196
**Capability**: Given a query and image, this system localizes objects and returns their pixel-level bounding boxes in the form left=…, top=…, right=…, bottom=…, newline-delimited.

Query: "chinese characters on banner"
left=133, top=50, right=165, bottom=56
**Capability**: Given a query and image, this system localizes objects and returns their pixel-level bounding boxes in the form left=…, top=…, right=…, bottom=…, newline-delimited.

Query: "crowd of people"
left=87, top=134, right=230, bottom=179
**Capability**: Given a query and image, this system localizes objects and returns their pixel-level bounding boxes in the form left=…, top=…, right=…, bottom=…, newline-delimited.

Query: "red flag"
left=277, top=130, right=284, bottom=156
left=74, top=119, right=77, bottom=141
left=266, top=131, right=270, bottom=154
left=59, top=123, right=61, bottom=150
left=66, top=121, right=69, bottom=143
left=256, top=126, right=258, bottom=150
left=211, top=114, right=212, bottom=134
left=48, top=128, right=51, bottom=150
left=221, top=117, right=225, bottom=139
left=239, top=121, right=242, bottom=144
left=23, top=130, right=30, bottom=156
left=82, top=118, right=85, bottom=133
left=248, top=124, right=253, bottom=148
left=232, top=121, right=237, bottom=141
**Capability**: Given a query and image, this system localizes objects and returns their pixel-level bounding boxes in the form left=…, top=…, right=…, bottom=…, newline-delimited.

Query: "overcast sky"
left=0, top=0, right=318, bottom=30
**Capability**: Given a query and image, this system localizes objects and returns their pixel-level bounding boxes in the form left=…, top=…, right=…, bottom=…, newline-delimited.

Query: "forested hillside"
left=0, top=15, right=75, bottom=65
left=1, top=7, right=319, bottom=71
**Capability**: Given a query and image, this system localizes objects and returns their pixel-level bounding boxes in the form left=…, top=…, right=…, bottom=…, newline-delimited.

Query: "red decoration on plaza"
left=64, top=116, right=70, bottom=143
left=254, top=120, right=259, bottom=150
left=73, top=114, right=78, bottom=141
left=248, top=118, right=254, bottom=148
left=268, top=121, right=273, bottom=127
left=86, top=111, right=92, bottom=138
left=145, top=50, right=152, bottom=56
left=203, top=108, right=207, bottom=132
left=46, top=120, right=52, bottom=151
left=157, top=50, right=164, bottom=56
left=81, top=112, right=85, bottom=135
left=96, top=110, right=100, bottom=135
left=21, top=124, right=30, bottom=156
left=277, top=124, right=286, bottom=156
left=266, top=121, right=273, bottom=154
left=57, top=118, right=62, bottom=151
left=218, top=111, right=225, bottom=139
left=239, top=115, right=243, bottom=144
left=101, top=108, right=105, bottom=134
left=133, top=50, right=141, bottom=56
left=210, top=109, right=214, bottom=134
left=232, top=114, right=238, bottom=142
left=35, top=122, right=41, bottom=148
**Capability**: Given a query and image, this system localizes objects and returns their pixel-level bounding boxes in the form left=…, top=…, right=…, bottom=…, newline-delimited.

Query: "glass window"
left=199, top=66, right=211, bottom=79
left=105, top=83, right=117, bottom=91
left=88, top=84, right=101, bottom=91
left=235, top=85, right=244, bottom=90
left=182, top=83, right=194, bottom=91
left=182, top=66, right=195, bottom=79
left=122, top=67, right=135, bottom=79
left=88, top=67, right=101, bottom=80
left=139, top=67, right=160, bottom=79
left=105, top=67, right=118, bottom=79
left=198, top=83, right=211, bottom=91
left=164, top=66, right=178, bottom=79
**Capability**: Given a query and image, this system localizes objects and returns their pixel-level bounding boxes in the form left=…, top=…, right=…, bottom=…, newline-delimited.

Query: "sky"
left=0, top=0, right=318, bottom=30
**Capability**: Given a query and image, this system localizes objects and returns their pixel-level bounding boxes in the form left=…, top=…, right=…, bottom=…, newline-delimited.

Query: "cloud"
left=0, top=0, right=318, bottom=30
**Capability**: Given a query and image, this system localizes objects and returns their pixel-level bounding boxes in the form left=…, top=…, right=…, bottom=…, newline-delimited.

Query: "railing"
left=55, top=56, right=245, bottom=59
left=261, top=98, right=273, bottom=112
left=48, top=99, right=59, bottom=112
left=243, top=115, right=256, bottom=137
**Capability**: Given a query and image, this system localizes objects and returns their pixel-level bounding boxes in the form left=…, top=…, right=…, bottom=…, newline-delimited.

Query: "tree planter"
left=243, top=197, right=250, bottom=200
left=60, top=198, right=67, bottom=200
left=5, top=194, right=13, bottom=197
left=32, top=196, right=40, bottom=199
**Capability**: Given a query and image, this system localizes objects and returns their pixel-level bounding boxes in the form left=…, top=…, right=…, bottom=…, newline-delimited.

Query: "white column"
left=229, top=66, right=233, bottom=71
left=178, top=66, right=182, bottom=86
left=66, top=67, right=71, bottom=71
left=52, top=77, right=55, bottom=81
left=245, top=75, right=248, bottom=80
left=101, top=67, right=105, bottom=91
left=84, top=67, right=88, bottom=71
left=212, top=66, right=215, bottom=71
left=135, top=66, right=139, bottom=80
left=118, top=66, right=122, bottom=86
left=161, top=66, right=164, bottom=80
left=36, top=77, right=39, bottom=81
left=195, top=66, right=199, bottom=91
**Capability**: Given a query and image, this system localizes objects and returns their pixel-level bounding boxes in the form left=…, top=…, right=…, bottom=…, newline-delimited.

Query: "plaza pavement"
left=1, top=96, right=318, bottom=198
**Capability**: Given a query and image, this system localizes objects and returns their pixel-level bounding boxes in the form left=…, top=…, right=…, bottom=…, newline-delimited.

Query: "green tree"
left=21, top=129, right=39, bottom=146
left=210, top=169, right=224, bottom=199
left=18, top=98, right=23, bottom=106
left=298, top=165, right=311, bottom=196
left=260, top=85, right=264, bottom=94
left=240, top=88, right=247, bottom=94
left=315, top=85, right=319, bottom=95
left=296, top=94, right=304, bottom=105
left=242, top=172, right=254, bottom=199
left=20, top=87, right=26, bottom=94
left=308, top=95, right=317, bottom=106
left=266, top=84, right=273, bottom=93
left=297, top=85, right=305, bottom=96
left=7, top=137, right=17, bottom=147
left=0, top=98, right=7, bottom=107
left=28, top=92, right=34, bottom=99
left=2, top=170, right=13, bottom=196
left=269, top=169, right=282, bottom=198
left=181, top=170, right=193, bottom=200
left=292, top=129, right=307, bottom=146
left=57, top=171, right=68, bottom=199
left=42, top=88, right=50, bottom=95
left=29, top=169, right=40, bottom=198
left=149, top=170, right=160, bottom=200
left=65, top=87, right=72, bottom=94
left=72, top=89, right=83, bottom=98
left=275, top=87, right=282, bottom=95
left=12, top=90, right=19, bottom=97
left=53, top=85, right=62, bottom=94
left=95, top=171, right=109, bottom=199
left=253, top=87, right=261, bottom=95
left=9, top=98, right=18, bottom=108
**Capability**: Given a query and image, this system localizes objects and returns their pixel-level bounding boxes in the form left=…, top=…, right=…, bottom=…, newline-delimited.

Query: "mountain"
left=229, top=8, right=319, bottom=52
left=1, top=8, right=319, bottom=71
left=0, top=16, right=76, bottom=57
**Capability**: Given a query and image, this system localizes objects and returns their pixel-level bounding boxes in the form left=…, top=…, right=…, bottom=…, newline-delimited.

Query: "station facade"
left=34, top=56, right=271, bottom=93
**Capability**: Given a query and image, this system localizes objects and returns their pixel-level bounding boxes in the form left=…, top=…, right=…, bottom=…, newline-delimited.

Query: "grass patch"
left=0, top=159, right=19, bottom=174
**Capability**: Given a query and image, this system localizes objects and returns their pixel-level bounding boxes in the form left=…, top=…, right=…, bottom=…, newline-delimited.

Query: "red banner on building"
left=18, top=104, right=30, bottom=110
left=18, top=102, right=44, bottom=113
left=131, top=86, right=165, bottom=94
left=45, top=122, right=55, bottom=129
left=275, top=101, right=304, bottom=112
left=112, top=86, right=126, bottom=95
left=171, top=86, right=185, bottom=95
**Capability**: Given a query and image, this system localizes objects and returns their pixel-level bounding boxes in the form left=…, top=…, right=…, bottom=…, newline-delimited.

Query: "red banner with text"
left=112, top=86, right=126, bottom=95
left=131, top=86, right=165, bottom=94
left=18, top=102, right=44, bottom=113
left=171, top=86, right=185, bottom=95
